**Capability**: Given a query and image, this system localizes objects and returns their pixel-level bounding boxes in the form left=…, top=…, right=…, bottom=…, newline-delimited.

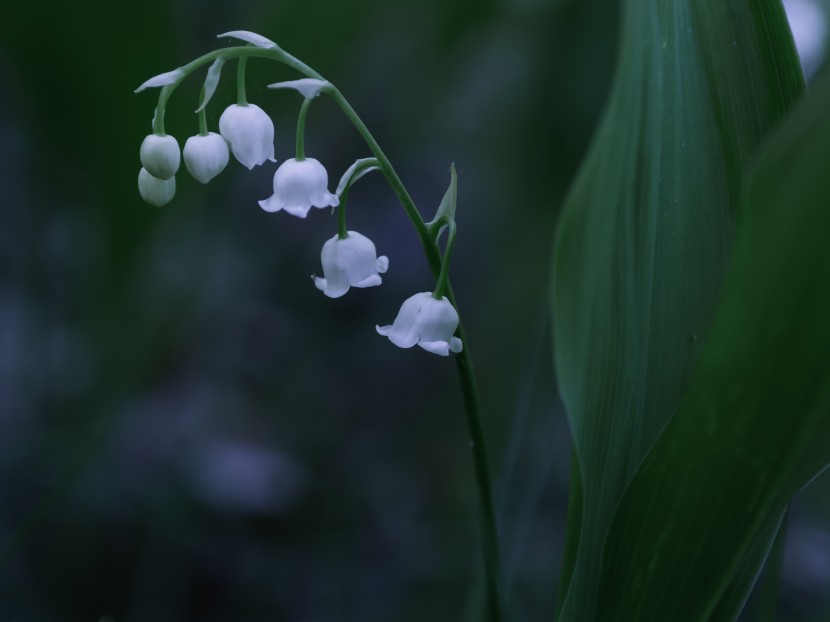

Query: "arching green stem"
left=295, top=97, right=313, bottom=161
left=152, top=106, right=166, bottom=135
left=337, top=186, right=350, bottom=240
left=143, top=42, right=502, bottom=622
left=197, top=85, right=208, bottom=136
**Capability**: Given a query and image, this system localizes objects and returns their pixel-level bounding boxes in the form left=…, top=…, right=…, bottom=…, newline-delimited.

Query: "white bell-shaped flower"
left=140, top=134, right=180, bottom=180
left=218, top=103, right=276, bottom=169
left=138, top=167, right=176, bottom=207
left=376, top=292, right=463, bottom=356
left=258, top=158, right=339, bottom=218
left=312, top=231, right=389, bottom=298
left=183, top=132, right=230, bottom=183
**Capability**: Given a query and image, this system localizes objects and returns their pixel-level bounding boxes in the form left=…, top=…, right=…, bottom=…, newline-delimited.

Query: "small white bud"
left=184, top=132, right=230, bottom=183
left=140, top=134, right=180, bottom=180
left=138, top=168, right=176, bottom=207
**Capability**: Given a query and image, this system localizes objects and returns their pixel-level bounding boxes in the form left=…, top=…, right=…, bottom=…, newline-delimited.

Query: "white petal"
left=418, top=340, right=451, bottom=356
left=196, top=58, right=225, bottom=113
left=134, top=68, right=185, bottom=93
left=378, top=293, right=432, bottom=349
left=267, top=78, right=331, bottom=98
left=449, top=337, right=463, bottom=353
left=352, top=274, right=382, bottom=288
left=376, top=324, right=393, bottom=337
left=217, top=30, right=278, bottom=48
left=322, top=280, right=350, bottom=298
left=281, top=204, right=313, bottom=218
left=310, top=191, right=339, bottom=209
left=258, top=195, right=282, bottom=213
left=376, top=255, right=389, bottom=274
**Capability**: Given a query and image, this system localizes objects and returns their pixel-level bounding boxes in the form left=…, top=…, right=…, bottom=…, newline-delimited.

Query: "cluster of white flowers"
left=135, top=40, right=462, bottom=356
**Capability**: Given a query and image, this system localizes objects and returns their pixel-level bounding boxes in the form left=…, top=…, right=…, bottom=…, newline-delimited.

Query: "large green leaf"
left=550, top=1, right=803, bottom=619
left=597, top=66, right=830, bottom=619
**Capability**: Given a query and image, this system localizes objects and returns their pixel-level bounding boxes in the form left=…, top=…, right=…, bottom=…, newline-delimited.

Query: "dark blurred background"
left=0, top=0, right=827, bottom=620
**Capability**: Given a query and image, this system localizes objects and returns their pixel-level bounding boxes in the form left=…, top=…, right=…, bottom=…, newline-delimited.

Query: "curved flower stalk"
left=313, top=231, right=389, bottom=298
left=258, top=158, right=338, bottom=217
left=133, top=31, right=502, bottom=622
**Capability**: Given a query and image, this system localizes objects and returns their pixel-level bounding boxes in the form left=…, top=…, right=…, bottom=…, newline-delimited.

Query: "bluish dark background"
left=0, top=0, right=827, bottom=620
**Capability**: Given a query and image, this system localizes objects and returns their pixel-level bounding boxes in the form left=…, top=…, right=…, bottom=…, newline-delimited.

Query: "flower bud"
left=218, top=104, right=276, bottom=169
left=183, top=132, right=230, bottom=183
left=139, top=134, right=180, bottom=180
left=138, top=167, right=176, bottom=207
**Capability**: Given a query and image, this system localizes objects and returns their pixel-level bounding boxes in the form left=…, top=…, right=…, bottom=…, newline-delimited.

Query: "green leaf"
left=596, top=66, right=830, bottom=620
left=433, top=163, right=458, bottom=224
left=195, top=58, right=224, bottom=113
left=550, top=1, right=803, bottom=619
left=708, top=509, right=785, bottom=620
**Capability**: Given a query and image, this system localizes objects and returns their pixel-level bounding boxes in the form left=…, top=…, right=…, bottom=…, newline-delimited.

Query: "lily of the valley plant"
left=134, top=30, right=504, bottom=622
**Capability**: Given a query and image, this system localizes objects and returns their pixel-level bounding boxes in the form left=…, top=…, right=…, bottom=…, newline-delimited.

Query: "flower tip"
left=283, top=205, right=312, bottom=218
left=134, top=68, right=185, bottom=93
left=376, top=256, right=390, bottom=274
left=267, top=78, right=332, bottom=98
left=258, top=197, right=280, bottom=213
left=217, top=30, right=277, bottom=49
left=376, top=324, right=392, bottom=337
left=419, top=341, right=451, bottom=356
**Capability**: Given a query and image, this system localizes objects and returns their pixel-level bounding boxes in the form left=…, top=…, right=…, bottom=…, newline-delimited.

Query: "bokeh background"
left=0, top=1, right=828, bottom=620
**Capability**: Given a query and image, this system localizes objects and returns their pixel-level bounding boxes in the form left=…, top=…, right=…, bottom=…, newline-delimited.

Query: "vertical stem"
left=337, top=186, right=350, bottom=239
left=451, top=306, right=503, bottom=622
left=152, top=104, right=165, bottom=135
left=432, top=219, right=456, bottom=300
left=237, top=56, right=248, bottom=105
left=197, top=85, right=208, bottom=136
left=295, top=97, right=313, bottom=161
left=328, top=87, right=503, bottom=622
